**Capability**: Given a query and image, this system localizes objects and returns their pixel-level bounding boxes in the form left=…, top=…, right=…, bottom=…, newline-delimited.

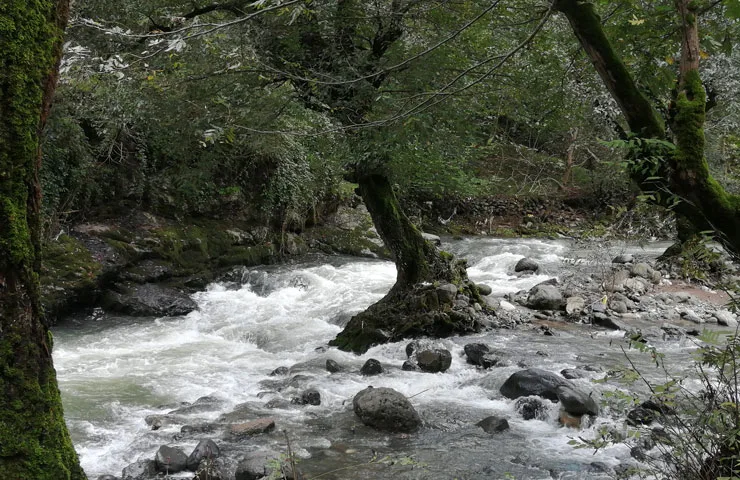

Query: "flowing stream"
left=54, top=238, right=699, bottom=479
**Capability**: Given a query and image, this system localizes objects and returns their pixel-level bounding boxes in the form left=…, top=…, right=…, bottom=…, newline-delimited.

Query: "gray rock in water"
left=555, top=385, right=599, bottom=416
left=464, top=343, right=499, bottom=369
left=296, top=388, right=321, bottom=406
left=402, top=360, right=418, bottom=371
left=326, top=359, right=342, bottom=373
left=680, top=309, right=704, bottom=324
left=514, top=396, right=549, bottom=420
left=353, top=387, right=421, bottom=433
left=592, top=312, right=626, bottom=330
left=714, top=310, right=738, bottom=327
left=97, top=476, right=120, bottom=480
left=122, top=460, right=157, bottom=479
left=515, top=257, right=540, bottom=272
left=187, top=439, right=220, bottom=471
left=360, top=358, right=383, bottom=376
left=155, top=446, right=188, bottom=474
left=526, top=285, right=564, bottom=310
left=476, top=416, right=510, bottom=433
left=103, top=283, right=198, bottom=317
left=500, top=368, right=567, bottom=401
left=416, top=349, right=452, bottom=373
left=269, top=366, right=289, bottom=376
left=476, top=283, right=493, bottom=296
left=612, top=254, right=634, bottom=264
left=560, top=368, right=586, bottom=380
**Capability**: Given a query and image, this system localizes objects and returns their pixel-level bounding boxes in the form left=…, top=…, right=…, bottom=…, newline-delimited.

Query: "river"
left=53, top=237, right=700, bottom=479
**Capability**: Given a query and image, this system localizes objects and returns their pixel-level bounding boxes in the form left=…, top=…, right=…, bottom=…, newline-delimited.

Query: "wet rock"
left=155, top=445, right=188, bottom=473
left=102, top=283, right=198, bottom=317
left=612, top=254, right=634, bottom=264
left=565, top=296, right=585, bottom=315
left=560, top=368, right=586, bottom=380
left=515, top=257, right=539, bottom=273
left=476, top=416, right=510, bottom=433
left=269, top=366, right=289, bottom=376
left=122, top=460, right=157, bottom=479
left=97, top=476, right=120, bottom=480
left=514, top=396, right=549, bottom=420
left=235, top=449, right=282, bottom=480
left=405, top=340, right=420, bottom=358
left=661, top=323, right=685, bottom=339
left=526, top=285, right=564, bottom=310
left=295, top=388, right=321, bottom=406
left=436, top=284, right=458, bottom=304
left=681, top=309, right=704, bottom=324
left=180, top=423, right=218, bottom=435
left=402, top=360, right=418, bottom=371
left=498, top=300, right=516, bottom=311
left=326, top=359, right=342, bottom=373
left=416, top=348, right=452, bottom=373
left=555, top=385, right=599, bottom=416
left=500, top=368, right=567, bottom=402
left=714, top=310, right=738, bottom=327
left=464, top=343, right=499, bottom=369
left=360, top=358, right=383, bottom=376
left=353, top=387, right=421, bottom=433
left=476, top=283, right=493, bottom=296
left=229, top=418, right=275, bottom=437
left=592, top=312, right=626, bottom=330
left=187, top=439, right=220, bottom=471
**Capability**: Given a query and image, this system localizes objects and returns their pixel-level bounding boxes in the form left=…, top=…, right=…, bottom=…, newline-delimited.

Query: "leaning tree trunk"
left=0, top=1, right=86, bottom=478
left=329, top=170, right=486, bottom=353
left=553, top=0, right=740, bottom=257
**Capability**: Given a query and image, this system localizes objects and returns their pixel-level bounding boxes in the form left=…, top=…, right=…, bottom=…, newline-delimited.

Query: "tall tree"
left=553, top=0, right=740, bottom=256
left=0, top=1, right=86, bottom=478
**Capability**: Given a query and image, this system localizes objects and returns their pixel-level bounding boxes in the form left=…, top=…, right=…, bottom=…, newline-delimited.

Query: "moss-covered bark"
left=0, top=0, right=85, bottom=478
left=357, top=173, right=460, bottom=295
left=555, top=0, right=740, bottom=257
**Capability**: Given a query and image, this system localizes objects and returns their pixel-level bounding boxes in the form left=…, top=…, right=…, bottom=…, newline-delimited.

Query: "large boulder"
left=500, top=368, right=567, bottom=401
left=515, top=257, right=539, bottom=273
left=555, top=385, right=599, bottom=416
left=360, top=358, right=383, bottom=376
left=155, top=445, right=188, bottom=474
left=228, top=418, right=275, bottom=437
left=235, top=449, right=282, bottom=480
left=416, top=349, right=452, bottom=373
left=464, top=343, right=500, bottom=369
left=353, top=387, right=421, bottom=433
left=476, top=416, right=510, bottom=434
left=187, top=439, right=220, bottom=471
left=526, top=285, right=564, bottom=310
left=103, top=283, right=198, bottom=317
left=122, top=460, right=157, bottom=480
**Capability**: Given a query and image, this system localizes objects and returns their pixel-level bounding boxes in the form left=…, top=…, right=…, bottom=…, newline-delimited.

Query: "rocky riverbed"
left=53, top=236, right=739, bottom=480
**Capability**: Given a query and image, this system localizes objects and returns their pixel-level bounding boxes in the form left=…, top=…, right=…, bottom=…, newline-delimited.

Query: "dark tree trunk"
left=554, top=0, right=740, bottom=257
left=0, top=1, right=85, bottom=478
left=330, top=171, right=484, bottom=354
left=357, top=174, right=457, bottom=295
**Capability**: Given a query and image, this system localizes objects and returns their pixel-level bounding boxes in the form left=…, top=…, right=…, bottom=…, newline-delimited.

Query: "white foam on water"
left=53, top=238, right=689, bottom=478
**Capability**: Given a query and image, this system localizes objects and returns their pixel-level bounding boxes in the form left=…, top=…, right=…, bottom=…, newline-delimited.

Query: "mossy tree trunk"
left=0, top=1, right=86, bottom=478
left=554, top=0, right=740, bottom=257
left=357, top=173, right=460, bottom=297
